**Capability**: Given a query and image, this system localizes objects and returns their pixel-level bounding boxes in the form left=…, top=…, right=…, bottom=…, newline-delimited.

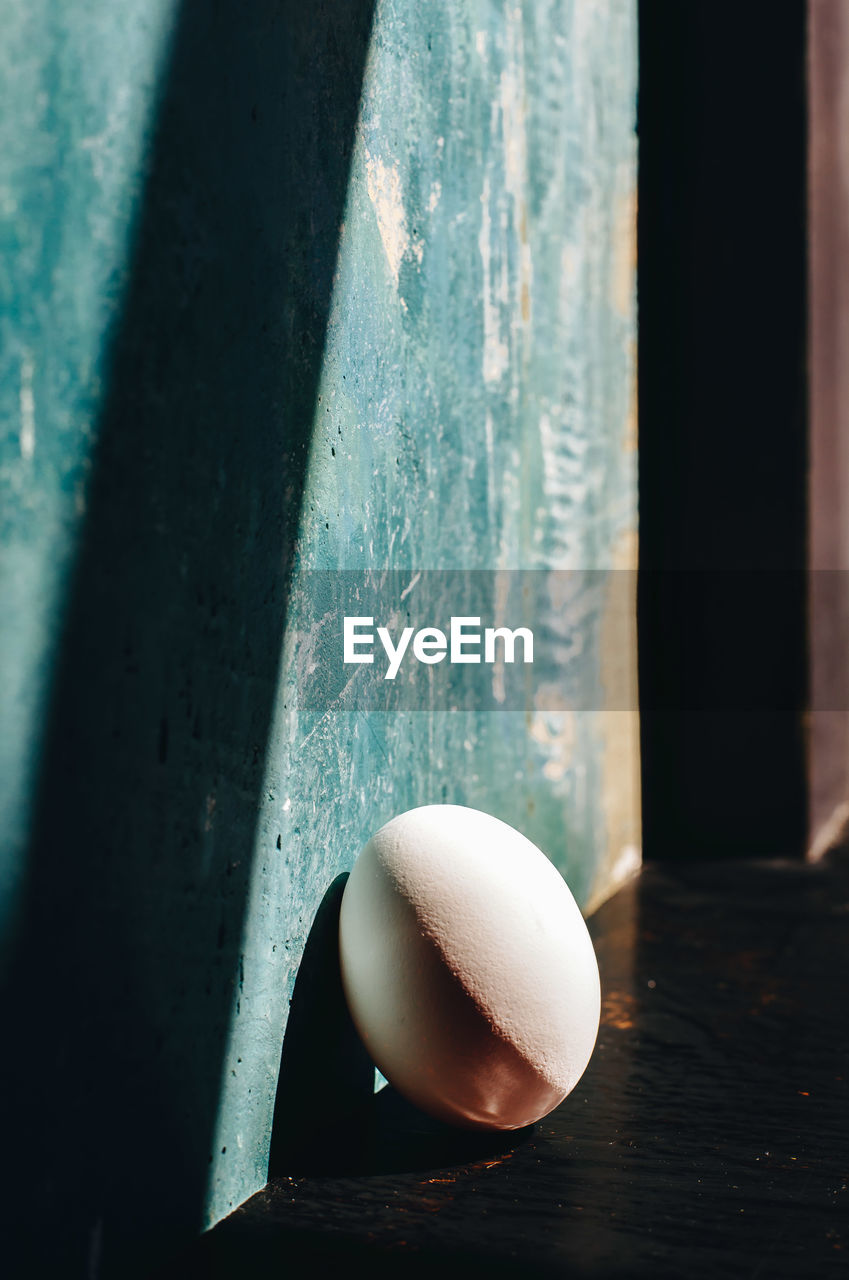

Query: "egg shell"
left=338, top=804, right=601, bottom=1130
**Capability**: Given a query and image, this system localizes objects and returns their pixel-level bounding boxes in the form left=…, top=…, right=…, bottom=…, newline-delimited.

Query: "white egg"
left=338, top=804, right=601, bottom=1131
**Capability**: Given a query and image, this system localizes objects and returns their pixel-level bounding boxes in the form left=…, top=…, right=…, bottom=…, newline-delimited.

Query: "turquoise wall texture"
left=0, top=0, right=637, bottom=1273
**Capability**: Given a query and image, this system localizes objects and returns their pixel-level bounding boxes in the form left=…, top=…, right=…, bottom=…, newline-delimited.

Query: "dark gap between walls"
left=638, top=0, right=808, bottom=859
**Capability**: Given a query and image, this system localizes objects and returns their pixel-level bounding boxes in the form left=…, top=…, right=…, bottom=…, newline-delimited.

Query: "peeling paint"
left=611, top=166, right=637, bottom=320
left=365, top=150, right=411, bottom=286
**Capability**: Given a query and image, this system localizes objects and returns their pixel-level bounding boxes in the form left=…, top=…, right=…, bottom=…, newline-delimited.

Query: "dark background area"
left=638, top=1, right=809, bottom=859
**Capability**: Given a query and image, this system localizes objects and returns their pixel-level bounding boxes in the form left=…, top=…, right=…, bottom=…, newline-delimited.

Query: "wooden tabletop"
left=167, top=853, right=849, bottom=1277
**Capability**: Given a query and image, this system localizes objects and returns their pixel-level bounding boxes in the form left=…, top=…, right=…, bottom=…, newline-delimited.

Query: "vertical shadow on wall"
left=2, top=2, right=375, bottom=1275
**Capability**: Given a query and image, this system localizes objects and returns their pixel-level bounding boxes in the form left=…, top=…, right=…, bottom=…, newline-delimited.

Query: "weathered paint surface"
left=0, top=0, right=637, bottom=1261
left=0, top=0, right=177, bottom=950
left=209, top=0, right=638, bottom=1225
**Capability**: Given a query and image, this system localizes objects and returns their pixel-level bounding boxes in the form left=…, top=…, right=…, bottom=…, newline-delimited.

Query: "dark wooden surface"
left=163, top=855, right=849, bottom=1278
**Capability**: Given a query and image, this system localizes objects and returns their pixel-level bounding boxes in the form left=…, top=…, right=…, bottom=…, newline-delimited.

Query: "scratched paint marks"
left=207, top=0, right=637, bottom=1227
left=524, top=0, right=638, bottom=911
left=479, top=175, right=510, bottom=386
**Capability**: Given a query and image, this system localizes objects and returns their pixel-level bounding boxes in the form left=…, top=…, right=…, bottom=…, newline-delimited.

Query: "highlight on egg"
left=338, top=804, right=601, bottom=1131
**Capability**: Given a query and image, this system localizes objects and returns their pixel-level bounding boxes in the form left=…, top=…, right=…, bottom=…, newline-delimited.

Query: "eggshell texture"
left=338, top=804, right=601, bottom=1130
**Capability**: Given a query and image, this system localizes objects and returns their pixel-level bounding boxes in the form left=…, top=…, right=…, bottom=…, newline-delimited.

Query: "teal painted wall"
left=214, top=0, right=638, bottom=1212
left=0, top=0, right=636, bottom=1272
left=0, top=0, right=178, bottom=957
